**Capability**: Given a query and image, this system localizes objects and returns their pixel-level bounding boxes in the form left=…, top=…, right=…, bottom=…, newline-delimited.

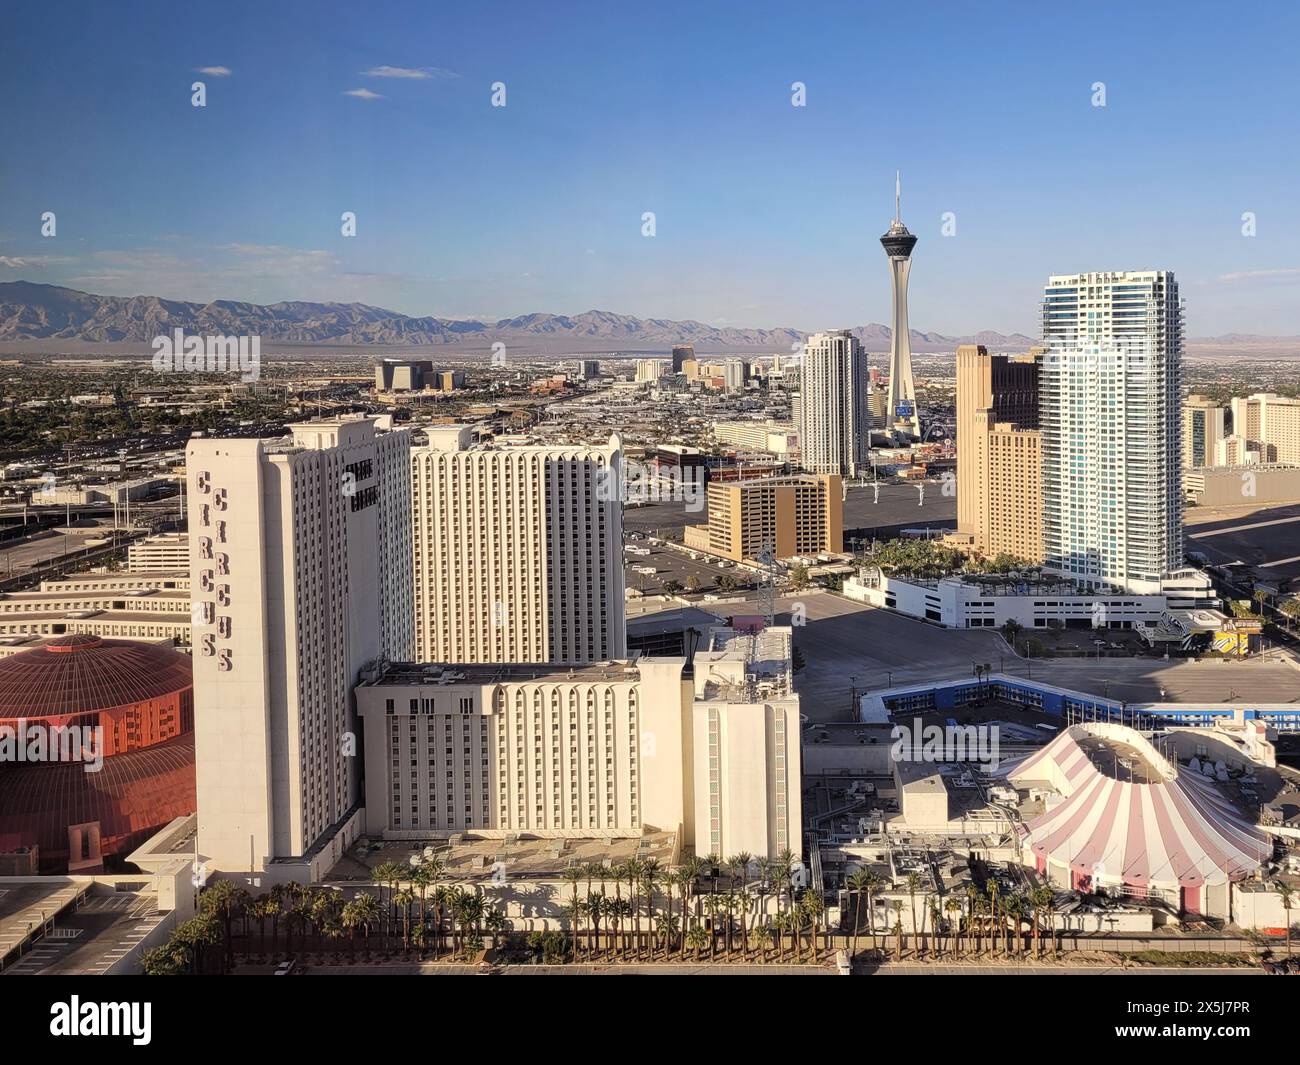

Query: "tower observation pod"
left=880, top=172, right=920, bottom=440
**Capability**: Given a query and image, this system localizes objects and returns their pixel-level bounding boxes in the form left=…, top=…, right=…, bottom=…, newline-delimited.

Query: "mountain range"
left=1, top=281, right=1295, bottom=357
left=0, top=281, right=1037, bottom=353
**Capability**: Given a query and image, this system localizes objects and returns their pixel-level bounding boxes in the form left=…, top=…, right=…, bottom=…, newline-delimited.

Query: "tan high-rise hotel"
left=956, top=344, right=1044, bottom=563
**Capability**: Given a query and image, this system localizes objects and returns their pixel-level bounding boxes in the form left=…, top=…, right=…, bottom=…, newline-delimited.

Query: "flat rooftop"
left=1, top=882, right=169, bottom=975
left=325, top=830, right=678, bottom=882
left=362, top=660, right=650, bottom=687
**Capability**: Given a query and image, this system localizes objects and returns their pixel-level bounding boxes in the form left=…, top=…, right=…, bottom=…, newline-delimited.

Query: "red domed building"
left=0, top=635, right=196, bottom=872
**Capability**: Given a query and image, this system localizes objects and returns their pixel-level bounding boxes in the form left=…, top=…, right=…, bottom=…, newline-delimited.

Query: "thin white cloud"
left=362, top=65, right=459, bottom=80
left=343, top=88, right=384, bottom=100
left=0, top=255, right=72, bottom=269
left=1218, top=268, right=1300, bottom=284
left=195, top=66, right=232, bottom=77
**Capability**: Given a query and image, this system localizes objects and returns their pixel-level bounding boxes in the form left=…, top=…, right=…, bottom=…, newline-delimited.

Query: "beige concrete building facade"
left=1231, top=393, right=1300, bottom=465
left=1185, top=464, right=1300, bottom=507
left=983, top=416, right=1044, bottom=563
left=354, top=626, right=802, bottom=861
left=187, top=416, right=414, bottom=877
left=411, top=427, right=626, bottom=665
left=690, top=473, right=842, bottom=562
left=126, top=532, right=190, bottom=572
left=713, top=420, right=799, bottom=459
left=956, top=344, right=1043, bottom=562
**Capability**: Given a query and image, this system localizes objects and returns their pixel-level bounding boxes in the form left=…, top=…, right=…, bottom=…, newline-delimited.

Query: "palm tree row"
left=839, top=875, right=1061, bottom=961
left=554, top=850, right=832, bottom=964
left=147, top=849, right=848, bottom=971
left=149, top=872, right=512, bottom=969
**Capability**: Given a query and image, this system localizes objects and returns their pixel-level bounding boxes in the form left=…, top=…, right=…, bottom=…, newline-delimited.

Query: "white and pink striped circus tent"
left=1008, top=723, right=1271, bottom=915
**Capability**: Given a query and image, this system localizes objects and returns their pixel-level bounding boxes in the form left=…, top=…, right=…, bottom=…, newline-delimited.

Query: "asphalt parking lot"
left=1187, top=501, right=1300, bottom=583
left=842, top=481, right=956, bottom=541
left=623, top=538, right=757, bottom=597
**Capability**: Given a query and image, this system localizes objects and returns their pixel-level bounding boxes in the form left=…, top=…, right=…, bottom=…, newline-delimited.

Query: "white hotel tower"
left=1040, top=271, right=1184, bottom=595
left=187, top=416, right=414, bottom=878
left=799, top=330, right=869, bottom=477
left=411, top=426, right=626, bottom=665
left=880, top=172, right=920, bottom=440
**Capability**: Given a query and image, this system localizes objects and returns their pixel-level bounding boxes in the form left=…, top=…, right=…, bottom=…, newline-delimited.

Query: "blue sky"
left=2, top=0, right=1298, bottom=335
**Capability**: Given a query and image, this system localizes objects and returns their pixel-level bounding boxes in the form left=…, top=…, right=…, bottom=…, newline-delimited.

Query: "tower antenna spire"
left=895, top=170, right=901, bottom=223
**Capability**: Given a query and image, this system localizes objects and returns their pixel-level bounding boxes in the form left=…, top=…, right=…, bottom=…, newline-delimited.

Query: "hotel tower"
left=1040, top=271, right=1184, bottom=594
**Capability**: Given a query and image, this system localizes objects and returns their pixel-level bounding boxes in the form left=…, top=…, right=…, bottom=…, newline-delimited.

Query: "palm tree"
left=246, top=897, right=268, bottom=959
left=964, top=884, right=980, bottom=956
left=890, top=901, right=904, bottom=959
left=986, top=880, right=1001, bottom=957
left=430, top=885, right=452, bottom=958
left=199, top=879, right=248, bottom=970
left=803, top=892, right=825, bottom=962
left=1003, top=894, right=1025, bottom=957
left=660, top=875, right=676, bottom=957
left=562, top=868, right=583, bottom=961
left=1277, top=881, right=1295, bottom=959
left=608, top=897, right=631, bottom=956
left=774, top=911, right=791, bottom=961
left=904, top=872, right=920, bottom=955
left=458, top=891, right=486, bottom=951
left=775, top=849, right=796, bottom=909
left=322, top=915, right=344, bottom=960
left=394, top=888, right=415, bottom=953
left=639, top=862, right=661, bottom=961
left=1029, top=885, right=1054, bottom=958
left=172, top=912, right=223, bottom=974
left=702, top=894, right=721, bottom=957
left=753, top=923, right=773, bottom=964
left=972, top=895, right=990, bottom=956
left=370, top=861, right=405, bottom=947
left=672, top=868, right=693, bottom=957
left=309, top=889, right=340, bottom=958
left=862, top=870, right=885, bottom=952
left=585, top=892, right=606, bottom=956
left=289, top=894, right=314, bottom=960
left=679, top=855, right=707, bottom=935
left=339, top=894, right=363, bottom=960
left=728, top=853, right=753, bottom=953
left=624, top=858, right=643, bottom=956
left=655, top=912, right=679, bottom=956
left=565, top=897, right=585, bottom=963
left=843, top=871, right=865, bottom=956
left=687, top=925, right=709, bottom=961
left=716, top=891, right=734, bottom=955
left=411, top=857, right=442, bottom=932
left=944, top=897, right=962, bottom=958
